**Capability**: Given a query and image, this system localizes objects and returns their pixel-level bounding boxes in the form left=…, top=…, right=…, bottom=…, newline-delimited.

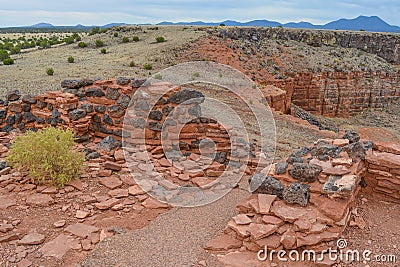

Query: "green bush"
left=67, top=56, right=74, bottom=63
left=101, top=48, right=107, bottom=54
left=78, top=41, right=87, bottom=48
left=122, top=37, right=130, bottom=43
left=129, top=60, right=135, bottom=67
left=132, top=36, right=139, bottom=42
left=114, top=32, right=119, bottom=37
left=65, top=37, right=75, bottom=44
left=3, top=58, right=14, bottom=65
left=46, top=68, right=54, bottom=76
left=95, top=39, right=105, bottom=47
left=0, top=49, right=9, bottom=61
left=10, top=46, right=21, bottom=55
left=6, top=127, right=86, bottom=187
left=156, top=36, right=165, bottom=43
left=143, top=63, right=153, bottom=70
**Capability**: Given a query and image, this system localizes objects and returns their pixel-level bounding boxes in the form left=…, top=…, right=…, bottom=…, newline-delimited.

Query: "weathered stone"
left=97, top=136, right=121, bottom=152
left=322, top=165, right=351, bottom=176
left=248, top=223, right=278, bottom=240
left=65, top=223, right=99, bottom=238
left=0, top=224, right=13, bottom=233
left=280, top=228, right=297, bottom=249
left=333, top=139, right=349, bottom=147
left=366, top=151, right=400, bottom=169
left=21, top=94, right=36, bottom=104
left=0, top=195, right=16, bottom=209
left=227, top=220, right=250, bottom=238
left=205, top=234, right=242, bottom=251
left=95, top=198, right=121, bottom=210
left=53, top=220, right=66, bottom=228
left=116, top=77, right=131, bottom=85
left=258, top=194, right=277, bottom=214
left=311, top=142, right=342, bottom=159
left=26, top=194, right=53, bottom=206
left=69, top=109, right=86, bottom=121
left=148, top=121, right=162, bottom=131
left=343, top=130, right=360, bottom=143
left=168, top=89, right=205, bottom=104
left=108, top=189, right=129, bottom=198
left=233, top=214, right=252, bottom=225
left=296, top=230, right=340, bottom=247
left=75, top=210, right=89, bottom=219
left=271, top=201, right=308, bottom=223
left=105, top=88, right=121, bottom=100
left=23, top=112, right=36, bottom=123
left=108, top=105, right=125, bottom=118
left=103, top=114, right=113, bottom=125
left=99, top=176, right=122, bottom=189
left=249, top=174, right=284, bottom=198
left=61, top=79, right=93, bottom=89
left=343, top=141, right=373, bottom=161
left=261, top=215, right=284, bottom=226
left=117, top=94, right=131, bottom=108
left=142, top=198, right=169, bottom=209
left=18, top=233, right=45, bottom=245
left=323, top=174, right=358, bottom=197
left=39, top=234, right=80, bottom=259
left=148, top=110, right=163, bottom=121
left=85, top=87, right=105, bottom=97
left=7, top=90, right=21, bottom=101
left=289, top=163, right=322, bottom=182
left=94, top=105, right=106, bottom=113
left=128, top=185, right=145, bottom=195
left=283, top=183, right=310, bottom=206
left=275, top=162, right=288, bottom=175
left=104, top=161, right=122, bottom=171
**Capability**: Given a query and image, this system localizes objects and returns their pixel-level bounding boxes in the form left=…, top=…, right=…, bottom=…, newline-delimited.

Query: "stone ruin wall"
left=205, top=137, right=400, bottom=263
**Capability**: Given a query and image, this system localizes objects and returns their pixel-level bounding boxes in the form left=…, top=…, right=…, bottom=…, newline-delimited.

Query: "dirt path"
left=82, top=186, right=250, bottom=267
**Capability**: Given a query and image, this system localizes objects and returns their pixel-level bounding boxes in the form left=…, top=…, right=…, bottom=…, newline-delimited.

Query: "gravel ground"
left=82, top=186, right=250, bottom=267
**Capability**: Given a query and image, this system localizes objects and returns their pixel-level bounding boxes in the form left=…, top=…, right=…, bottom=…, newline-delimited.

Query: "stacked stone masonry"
left=206, top=134, right=400, bottom=265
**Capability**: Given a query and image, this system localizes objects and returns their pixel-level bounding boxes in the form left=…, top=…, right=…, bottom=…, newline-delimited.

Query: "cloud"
left=0, top=0, right=398, bottom=27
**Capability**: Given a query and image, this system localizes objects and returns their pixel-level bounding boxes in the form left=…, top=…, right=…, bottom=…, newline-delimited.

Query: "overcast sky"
left=0, top=0, right=399, bottom=27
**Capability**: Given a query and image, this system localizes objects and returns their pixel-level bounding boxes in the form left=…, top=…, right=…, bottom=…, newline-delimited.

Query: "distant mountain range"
left=4, top=16, right=400, bottom=33
left=158, top=16, right=400, bottom=33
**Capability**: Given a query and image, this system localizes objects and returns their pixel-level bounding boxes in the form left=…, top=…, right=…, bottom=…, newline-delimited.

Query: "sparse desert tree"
left=6, top=127, right=86, bottom=187
left=114, top=32, right=119, bottom=37
left=156, top=36, right=165, bottom=43
left=0, top=49, right=9, bottom=61
left=67, top=56, right=74, bottom=63
left=143, top=63, right=153, bottom=70
left=78, top=41, right=87, bottom=48
left=46, top=68, right=54, bottom=76
left=95, top=39, right=105, bottom=47
left=132, top=36, right=139, bottom=42
left=3, top=58, right=14, bottom=65
left=122, top=37, right=130, bottom=43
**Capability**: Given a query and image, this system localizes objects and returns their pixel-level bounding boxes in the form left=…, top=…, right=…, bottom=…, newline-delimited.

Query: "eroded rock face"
left=282, top=183, right=310, bottom=206
left=288, top=163, right=322, bottom=182
left=249, top=174, right=284, bottom=198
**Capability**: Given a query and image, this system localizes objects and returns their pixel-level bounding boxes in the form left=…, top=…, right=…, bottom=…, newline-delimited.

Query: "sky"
left=0, top=0, right=399, bottom=27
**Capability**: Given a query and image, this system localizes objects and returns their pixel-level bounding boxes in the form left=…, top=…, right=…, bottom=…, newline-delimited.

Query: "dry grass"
left=0, top=26, right=206, bottom=97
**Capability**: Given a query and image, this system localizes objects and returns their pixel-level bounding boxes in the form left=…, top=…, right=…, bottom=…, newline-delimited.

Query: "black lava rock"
left=288, top=163, right=322, bottom=182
